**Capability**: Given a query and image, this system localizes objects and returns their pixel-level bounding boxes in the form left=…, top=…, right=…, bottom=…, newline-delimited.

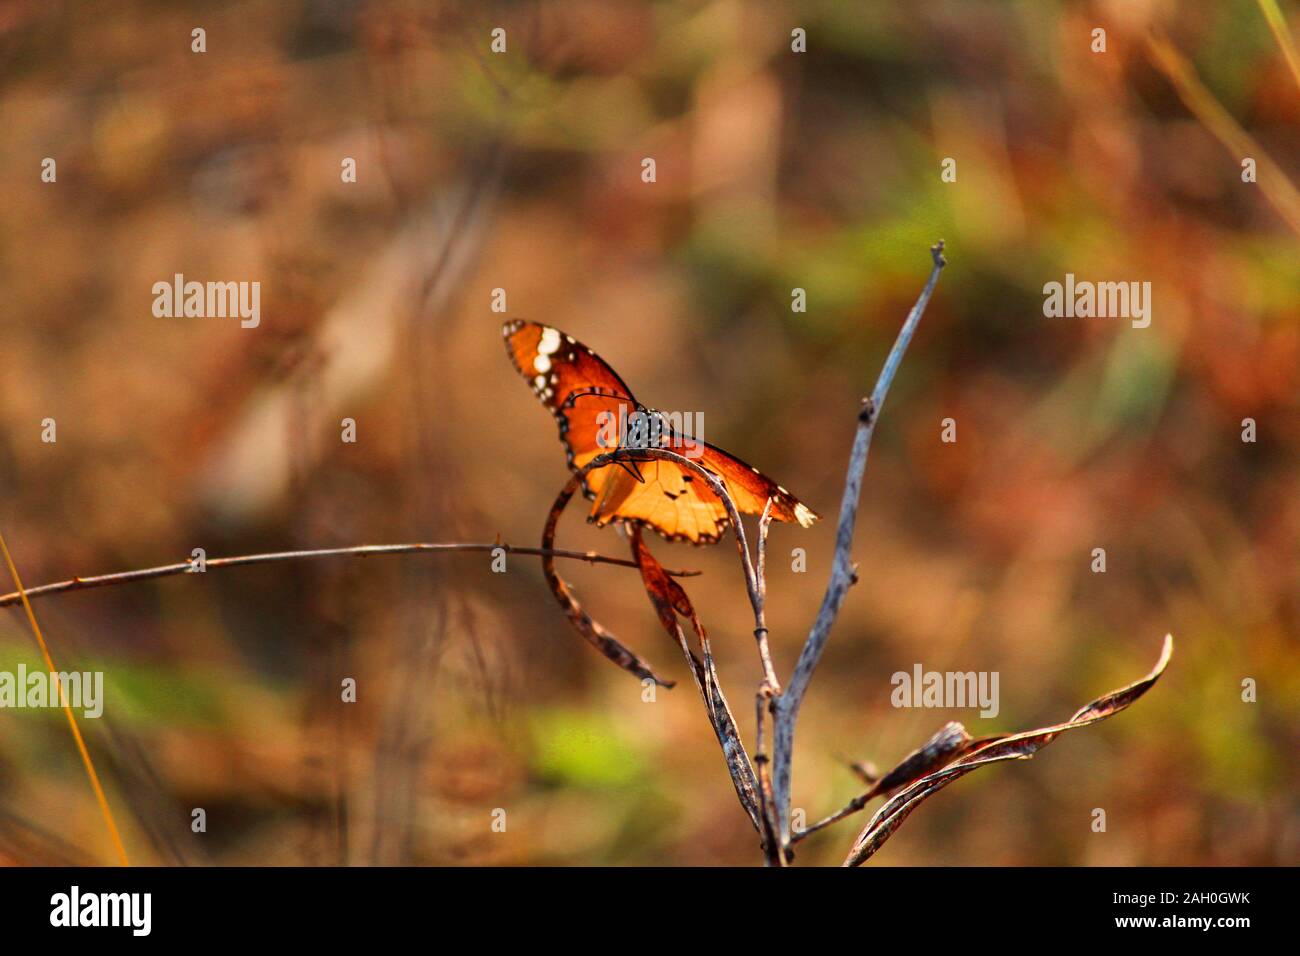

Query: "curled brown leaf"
left=540, top=469, right=675, bottom=686
left=866, top=720, right=976, bottom=800
left=843, top=635, right=1174, bottom=867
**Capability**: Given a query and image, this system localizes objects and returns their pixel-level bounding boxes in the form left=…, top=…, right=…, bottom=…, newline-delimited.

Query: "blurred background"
left=0, top=0, right=1296, bottom=866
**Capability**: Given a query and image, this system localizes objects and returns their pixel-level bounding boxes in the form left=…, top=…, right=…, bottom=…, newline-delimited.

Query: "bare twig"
left=0, top=528, right=131, bottom=866
left=1146, top=32, right=1300, bottom=237
left=770, top=241, right=947, bottom=847
left=793, top=794, right=874, bottom=844
left=751, top=498, right=784, bottom=863
left=846, top=759, right=880, bottom=786
left=753, top=498, right=780, bottom=693
left=0, top=542, right=698, bottom=610
left=1258, top=0, right=1300, bottom=92
left=753, top=689, right=784, bottom=866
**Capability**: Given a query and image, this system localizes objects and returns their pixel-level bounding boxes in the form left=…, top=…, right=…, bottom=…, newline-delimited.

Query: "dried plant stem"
left=0, top=542, right=698, bottom=610
left=752, top=503, right=785, bottom=864
left=792, top=799, right=870, bottom=843
left=0, top=527, right=131, bottom=867
left=1257, top=0, right=1300, bottom=93
left=752, top=691, right=784, bottom=865
left=1146, top=32, right=1300, bottom=236
left=753, top=500, right=779, bottom=692
left=770, top=241, right=947, bottom=846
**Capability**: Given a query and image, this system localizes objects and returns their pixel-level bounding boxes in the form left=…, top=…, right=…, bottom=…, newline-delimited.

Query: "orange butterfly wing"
left=503, top=319, right=639, bottom=501
left=591, top=437, right=817, bottom=544
left=504, top=320, right=819, bottom=544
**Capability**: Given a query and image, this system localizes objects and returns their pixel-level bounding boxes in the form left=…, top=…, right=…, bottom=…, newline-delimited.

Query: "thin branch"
left=1258, top=0, right=1300, bottom=93
left=792, top=794, right=874, bottom=844
left=753, top=689, right=784, bottom=866
left=0, top=527, right=131, bottom=866
left=0, top=542, right=699, bottom=610
left=1146, top=32, right=1300, bottom=237
left=771, top=241, right=947, bottom=847
left=752, top=501, right=783, bottom=862
left=753, top=498, right=779, bottom=692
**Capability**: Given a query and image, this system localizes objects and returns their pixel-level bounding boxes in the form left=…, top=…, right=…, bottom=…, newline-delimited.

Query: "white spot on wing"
left=538, top=327, right=562, bottom=356
left=533, top=354, right=552, bottom=373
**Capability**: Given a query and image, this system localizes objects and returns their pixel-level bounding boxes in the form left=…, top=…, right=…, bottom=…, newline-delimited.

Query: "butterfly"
left=503, top=319, right=818, bottom=545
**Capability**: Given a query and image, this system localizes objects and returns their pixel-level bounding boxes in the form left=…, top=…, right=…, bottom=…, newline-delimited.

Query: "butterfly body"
left=504, top=319, right=818, bottom=545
